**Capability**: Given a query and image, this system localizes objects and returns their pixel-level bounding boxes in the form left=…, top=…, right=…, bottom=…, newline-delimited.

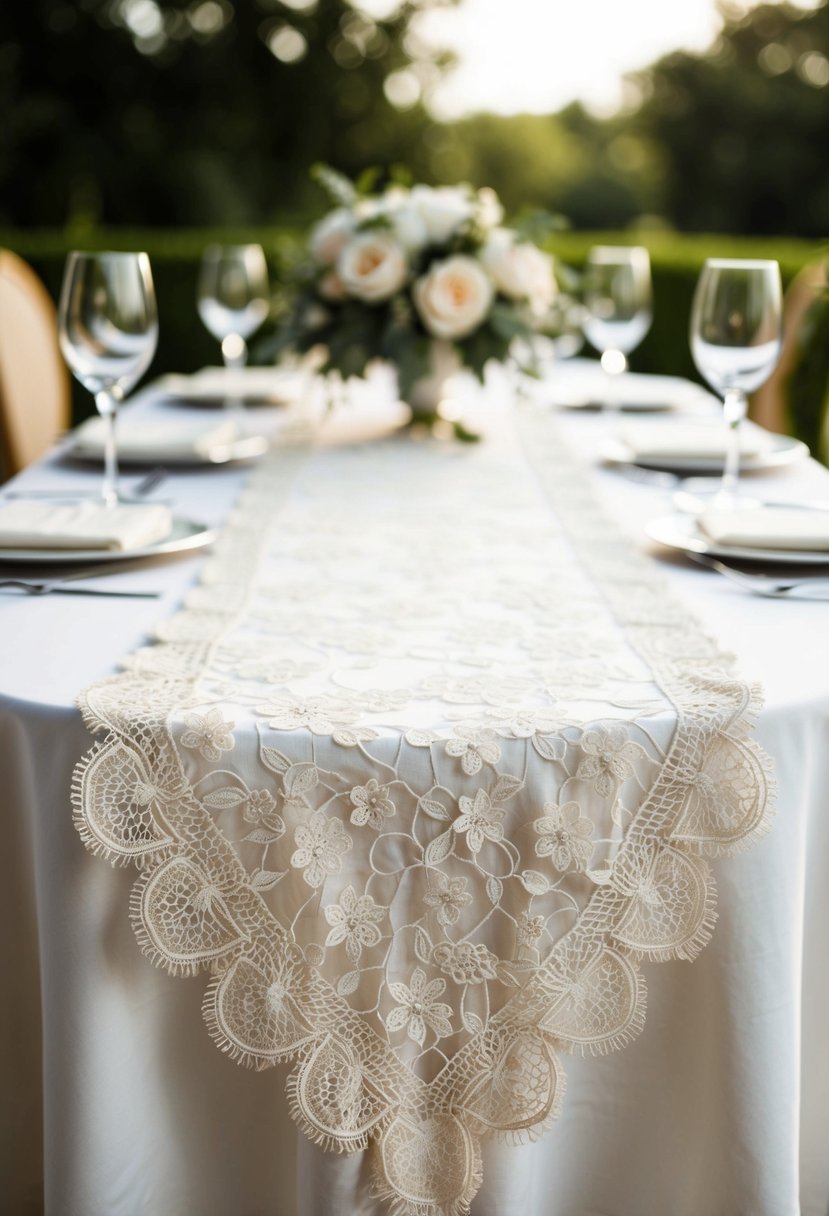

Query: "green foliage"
left=630, top=1, right=829, bottom=236
left=310, top=164, right=358, bottom=209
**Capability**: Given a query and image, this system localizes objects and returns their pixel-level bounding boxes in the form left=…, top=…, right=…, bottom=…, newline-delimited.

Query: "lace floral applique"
left=533, top=802, right=594, bottom=872
left=180, top=710, right=235, bottom=761
left=349, top=779, right=396, bottom=830
left=575, top=726, right=647, bottom=798
left=324, top=886, right=386, bottom=962
left=290, top=811, right=352, bottom=887
left=386, top=968, right=453, bottom=1045
left=422, top=873, right=472, bottom=927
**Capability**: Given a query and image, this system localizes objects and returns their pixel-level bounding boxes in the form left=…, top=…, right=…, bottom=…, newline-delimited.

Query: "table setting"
left=3, top=182, right=829, bottom=1216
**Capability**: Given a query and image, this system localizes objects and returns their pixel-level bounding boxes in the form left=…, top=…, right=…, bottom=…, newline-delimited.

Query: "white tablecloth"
left=2, top=379, right=829, bottom=1216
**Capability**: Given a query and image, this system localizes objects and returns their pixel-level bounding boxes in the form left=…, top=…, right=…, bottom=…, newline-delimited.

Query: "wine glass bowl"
left=690, top=258, right=782, bottom=506
left=59, top=251, right=158, bottom=506
left=197, top=244, right=269, bottom=374
left=582, top=245, right=652, bottom=378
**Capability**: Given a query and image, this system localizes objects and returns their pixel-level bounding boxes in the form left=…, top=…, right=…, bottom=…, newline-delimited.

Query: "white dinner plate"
left=154, top=371, right=302, bottom=408
left=645, top=509, right=829, bottom=565
left=66, top=434, right=269, bottom=467
left=603, top=431, right=808, bottom=475
left=0, top=514, right=217, bottom=565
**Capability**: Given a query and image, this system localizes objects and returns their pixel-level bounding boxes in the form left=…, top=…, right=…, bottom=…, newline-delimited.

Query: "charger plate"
left=0, top=514, right=216, bottom=565
left=646, top=508, right=829, bottom=565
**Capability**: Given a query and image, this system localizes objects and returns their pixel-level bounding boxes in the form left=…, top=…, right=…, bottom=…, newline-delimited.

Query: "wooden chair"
left=0, top=249, right=71, bottom=479
left=751, top=259, right=828, bottom=439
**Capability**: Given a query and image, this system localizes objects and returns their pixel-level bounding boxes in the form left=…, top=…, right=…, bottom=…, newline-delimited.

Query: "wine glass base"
left=674, top=487, right=762, bottom=516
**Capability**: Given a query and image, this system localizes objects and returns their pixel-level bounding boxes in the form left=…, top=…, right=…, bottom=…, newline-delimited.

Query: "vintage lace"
left=73, top=398, right=774, bottom=1215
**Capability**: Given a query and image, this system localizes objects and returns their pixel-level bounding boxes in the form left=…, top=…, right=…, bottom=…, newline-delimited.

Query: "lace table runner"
left=74, top=399, right=773, bottom=1215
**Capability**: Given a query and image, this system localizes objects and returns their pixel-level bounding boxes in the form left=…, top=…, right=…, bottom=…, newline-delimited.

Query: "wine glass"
left=197, top=245, right=269, bottom=395
left=582, top=245, right=652, bottom=395
left=59, top=251, right=158, bottom=507
left=690, top=258, right=782, bottom=506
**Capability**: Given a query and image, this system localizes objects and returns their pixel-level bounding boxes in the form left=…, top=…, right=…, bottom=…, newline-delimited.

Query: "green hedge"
left=3, top=227, right=826, bottom=452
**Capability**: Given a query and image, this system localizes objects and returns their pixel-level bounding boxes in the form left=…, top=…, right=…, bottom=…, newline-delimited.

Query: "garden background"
left=2, top=0, right=828, bottom=451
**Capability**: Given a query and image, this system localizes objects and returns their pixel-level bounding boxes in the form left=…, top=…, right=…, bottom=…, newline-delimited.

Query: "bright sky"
left=405, top=0, right=818, bottom=118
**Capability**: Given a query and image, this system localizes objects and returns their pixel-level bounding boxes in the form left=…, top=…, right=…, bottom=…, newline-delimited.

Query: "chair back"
left=0, top=250, right=71, bottom=478
left=751, top=260, right=827, bottom=437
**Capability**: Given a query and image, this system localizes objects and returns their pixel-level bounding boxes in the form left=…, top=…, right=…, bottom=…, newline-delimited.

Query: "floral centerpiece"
left=273, top=167, right=561, bottom=437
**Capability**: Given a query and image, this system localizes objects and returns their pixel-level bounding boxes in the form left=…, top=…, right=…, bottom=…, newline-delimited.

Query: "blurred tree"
left=411, top=106, right=664, bottom=230
left=4, top=0, right=829, bottom=236
left=630, top=0, right=829, bottom=236
left=0, top=0, right=456, bottom=228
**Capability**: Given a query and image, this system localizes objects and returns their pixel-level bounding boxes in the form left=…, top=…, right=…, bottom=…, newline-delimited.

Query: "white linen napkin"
left=159, top=367, right=304, bottom=404
left=546, top=368, right=716, bottom=411
left=699, top=505, right=829, bottom=551
left=71, top=415, right=239, bottom=462
left=0, top=500, right=173, bottom=550
left=617, top=422, right=769, bottom=462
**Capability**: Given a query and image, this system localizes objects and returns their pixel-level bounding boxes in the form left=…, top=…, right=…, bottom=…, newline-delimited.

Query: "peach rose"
left=318, top=271, right=347, bottom=301
left=413, top=255, right=494, bottom=340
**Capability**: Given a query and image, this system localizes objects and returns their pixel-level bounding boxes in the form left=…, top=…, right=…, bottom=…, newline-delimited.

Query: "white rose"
left=309, top=208, right=355, bottom=267
left=381, top=185, right=409, bottom=209
left=385, top=200, right=428, bottom=253
left=481, top=229, right=556, bottom=314
left=337, top=231, right=408, bottom=303
left=370, top=187, right=429, bottom=252
left=476, top=187, right=504, bottom=230
left=410, top=185, right=473, bottom=245
left=413, top=255, right=494, bottom=340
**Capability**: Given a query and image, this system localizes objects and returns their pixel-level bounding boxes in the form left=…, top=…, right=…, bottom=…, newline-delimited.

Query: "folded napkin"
left=547, top=369, right=716, bottom=412
left=0, top=500, right=173, bottom=551
left=618, top=422, right=769, bottom=462
left=162, top=367, right=305, bottom=404
left=699, top=505, right=829, bottom=551
left=71, top=415, right=239, bottom=462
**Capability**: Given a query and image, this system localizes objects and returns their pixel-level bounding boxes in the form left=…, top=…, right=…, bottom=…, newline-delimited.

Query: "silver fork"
left=688, top=553, right=829, bottom=598
left=603, top=460, right=681, bottom=489
left=0, top=578, right=160, bottom=597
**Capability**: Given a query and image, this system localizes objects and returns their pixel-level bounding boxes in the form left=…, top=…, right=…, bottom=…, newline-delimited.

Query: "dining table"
left=2, top=363, right=829, bottom=1216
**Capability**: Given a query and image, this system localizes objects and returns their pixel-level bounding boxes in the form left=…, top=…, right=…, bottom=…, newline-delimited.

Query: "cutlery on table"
left=0, top=577, right=161, bottom=597
left=603, top=462, right=721, bottom=504
left=2, top=467, right=169, bottom=502
left=688, top=553, right=829, bottom=599
left=0, top=578, right=160, bottom=598
left=603, top=460, right=681, bottom=488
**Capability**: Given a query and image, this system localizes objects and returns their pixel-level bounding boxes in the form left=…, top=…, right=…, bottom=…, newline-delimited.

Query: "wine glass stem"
left=95, top=391, right=119, bottom=508
left=221, top=334, right=247, bottom=415
left=221, top=334, right=248, bottom=370
left=721, top=387, right=747, bottom=502
left=600, top=350, right=629, bottom=374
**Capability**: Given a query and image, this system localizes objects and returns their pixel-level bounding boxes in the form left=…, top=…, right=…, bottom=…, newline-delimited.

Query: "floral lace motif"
left=73, top=402, right=773, bottom=1215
